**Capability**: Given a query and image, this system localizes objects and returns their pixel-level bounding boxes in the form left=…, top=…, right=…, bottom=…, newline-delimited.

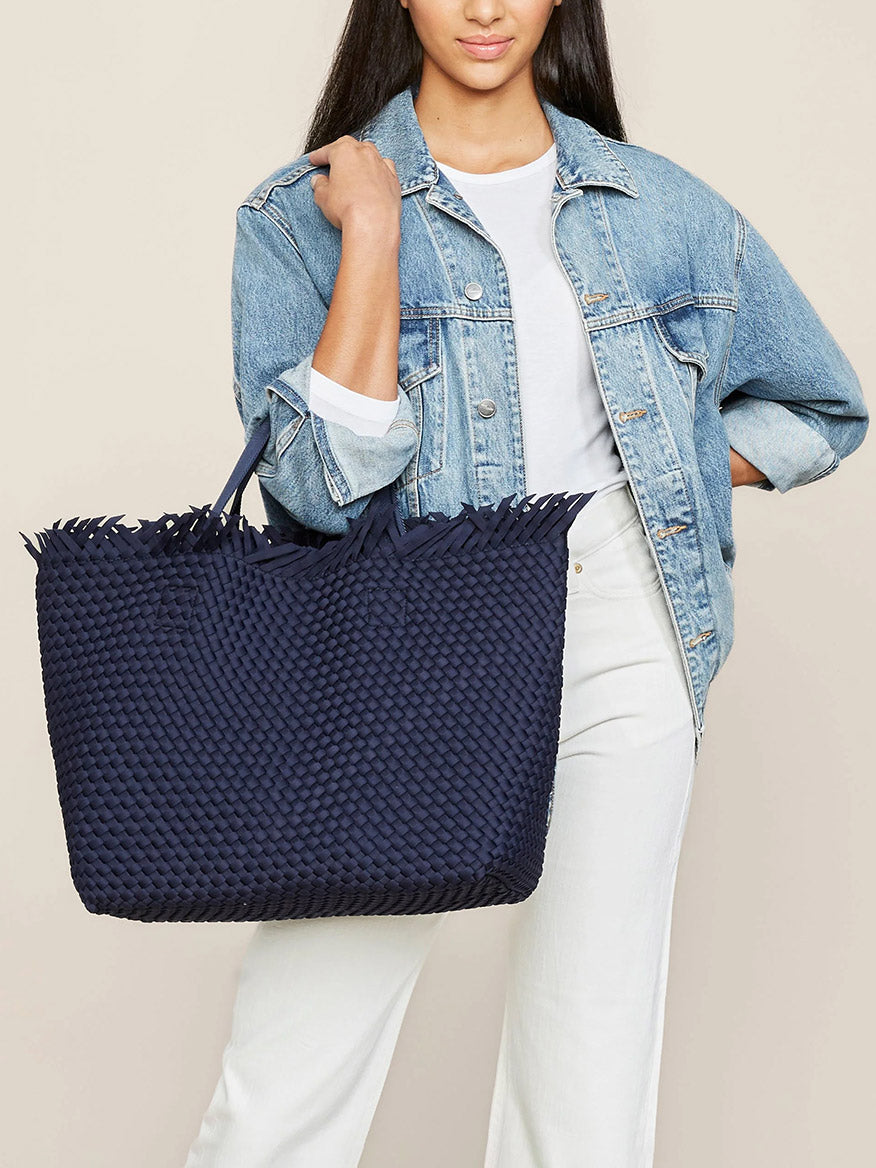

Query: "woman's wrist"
left=341, top=211, right=401, bottom=253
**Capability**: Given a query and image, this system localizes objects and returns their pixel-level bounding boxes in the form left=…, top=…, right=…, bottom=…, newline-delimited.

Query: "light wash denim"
left=230, top=81, right=868, bottom=751
left=184, top=483, right=698, bottom=1168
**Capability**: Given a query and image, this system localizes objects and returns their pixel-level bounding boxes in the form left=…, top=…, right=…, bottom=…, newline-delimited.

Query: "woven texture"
left=21, top=426, right=592, bottom=923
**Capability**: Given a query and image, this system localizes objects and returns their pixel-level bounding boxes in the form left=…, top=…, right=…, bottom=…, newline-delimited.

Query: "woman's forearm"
left=311, top=216, right=402, bottom=405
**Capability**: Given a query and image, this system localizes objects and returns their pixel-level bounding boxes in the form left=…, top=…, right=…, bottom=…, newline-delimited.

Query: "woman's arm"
left=300, top=137, right=407, bottom=441
left=307, top=137, right=404, bottom=409
left=231, top=146, right=419, bottom=534
left=716, top=208, right=869, bottom=492
left=232, top=204, right=419, bottom=533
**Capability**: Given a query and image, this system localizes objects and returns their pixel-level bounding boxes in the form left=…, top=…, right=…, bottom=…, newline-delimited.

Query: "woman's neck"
left=412, top=71, right=555, bottom=175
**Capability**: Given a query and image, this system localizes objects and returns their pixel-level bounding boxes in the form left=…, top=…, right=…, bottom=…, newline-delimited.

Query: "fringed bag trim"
left=20, top=489, right=594, bottom=582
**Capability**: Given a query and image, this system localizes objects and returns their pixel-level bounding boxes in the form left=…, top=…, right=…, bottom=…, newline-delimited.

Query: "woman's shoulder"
left=235, top=149, right=329, bottom=243
left=604, top=132, right=738, bottom=241
left=239, top=151, right=313, bottom=204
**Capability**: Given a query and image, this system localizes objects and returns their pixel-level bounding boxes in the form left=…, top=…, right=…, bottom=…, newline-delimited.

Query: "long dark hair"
left=302, top=0, right=627, bottom=154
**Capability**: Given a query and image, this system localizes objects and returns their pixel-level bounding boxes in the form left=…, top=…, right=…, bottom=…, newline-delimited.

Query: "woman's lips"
left=457, top=37, right=513, bottom=60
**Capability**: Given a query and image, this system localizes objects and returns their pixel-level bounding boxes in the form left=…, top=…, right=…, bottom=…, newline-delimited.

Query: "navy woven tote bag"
left=21, top=417, right=594, bottom=923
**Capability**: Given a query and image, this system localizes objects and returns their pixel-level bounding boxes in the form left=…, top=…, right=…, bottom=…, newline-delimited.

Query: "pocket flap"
left=397, top=315, right=442, bottom=392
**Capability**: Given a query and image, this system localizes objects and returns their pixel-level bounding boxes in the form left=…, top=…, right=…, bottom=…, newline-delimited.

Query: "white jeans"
left=184, top=482, right=698, bottom=1168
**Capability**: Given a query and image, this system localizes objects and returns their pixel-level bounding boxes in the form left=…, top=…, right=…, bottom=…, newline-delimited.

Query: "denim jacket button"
left=464, top=281, right=484, bottom=300
left=477, top=398, right=497, bottom=418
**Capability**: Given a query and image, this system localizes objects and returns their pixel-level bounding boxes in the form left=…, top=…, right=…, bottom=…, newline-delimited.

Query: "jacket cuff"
left=270, top=350, right=419, bottom=506
left=721, top=395, right=841, bottom=493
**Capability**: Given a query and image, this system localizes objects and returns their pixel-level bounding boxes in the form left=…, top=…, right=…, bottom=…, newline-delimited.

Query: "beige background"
left=4, top=2, right=874, bottom=1164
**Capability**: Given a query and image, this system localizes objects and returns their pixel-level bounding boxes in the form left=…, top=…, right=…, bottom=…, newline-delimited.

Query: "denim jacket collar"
left=355, top=82, right=639, bottom=199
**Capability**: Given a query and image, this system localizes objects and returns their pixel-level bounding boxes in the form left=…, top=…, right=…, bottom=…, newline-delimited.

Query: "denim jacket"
left=230, top=82, right=868, bottom=753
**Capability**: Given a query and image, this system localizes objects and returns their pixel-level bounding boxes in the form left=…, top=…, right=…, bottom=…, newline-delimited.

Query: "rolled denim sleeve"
left=232, top=202, right=419, bottom=532
left=716, top=208, right=869, bottom=492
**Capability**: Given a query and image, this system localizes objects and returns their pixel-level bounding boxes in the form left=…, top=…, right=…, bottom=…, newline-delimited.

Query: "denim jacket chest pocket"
left=397, top=314, right=446, bottom=483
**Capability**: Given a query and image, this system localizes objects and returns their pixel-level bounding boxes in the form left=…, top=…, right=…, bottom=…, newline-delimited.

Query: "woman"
left=186, top=2, right=868, bottom=1165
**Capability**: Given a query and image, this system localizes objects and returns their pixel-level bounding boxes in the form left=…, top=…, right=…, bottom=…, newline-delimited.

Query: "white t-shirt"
left=309, top=141, right=628, bottom=501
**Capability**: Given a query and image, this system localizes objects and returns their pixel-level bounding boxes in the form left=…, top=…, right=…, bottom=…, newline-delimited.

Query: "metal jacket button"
left=464, top=281, right=483, bottom=300
left=477, top=398, right=497, bottom=418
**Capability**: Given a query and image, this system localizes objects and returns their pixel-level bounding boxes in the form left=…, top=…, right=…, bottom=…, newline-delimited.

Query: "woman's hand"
left=308, top=136, right=401, bottom=241
left=729, top=446, right=769, bottom=488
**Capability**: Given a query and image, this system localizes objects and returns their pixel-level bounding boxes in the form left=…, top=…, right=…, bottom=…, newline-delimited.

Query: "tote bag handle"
left=207, top=417, right=398, bottom=527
